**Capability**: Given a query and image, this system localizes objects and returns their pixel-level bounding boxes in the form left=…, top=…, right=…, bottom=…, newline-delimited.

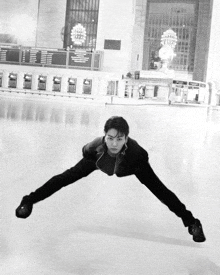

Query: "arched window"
left=143, top=0, right=198, bottom=72
left=64, top=0, right=100, bottom=51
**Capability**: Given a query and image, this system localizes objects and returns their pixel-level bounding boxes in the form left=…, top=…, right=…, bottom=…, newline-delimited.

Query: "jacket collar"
left=96, top=136, right=128, bottom=155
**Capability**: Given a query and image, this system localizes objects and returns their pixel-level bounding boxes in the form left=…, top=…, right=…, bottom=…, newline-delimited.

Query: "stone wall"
left=96, top=0, right=134, bottom=73
left=36, top=0, right=66, bottom=48
left=0, top=0, right=38, bottom=46
left=130, top=0, right=147, bottom=72
left=206, top=0, right=220, bottom=84
left=193, top=0, right=212, bottom=82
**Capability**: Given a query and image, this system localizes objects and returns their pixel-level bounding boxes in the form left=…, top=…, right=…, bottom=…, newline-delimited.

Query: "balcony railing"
left=0, top=44, right=103, bottom=71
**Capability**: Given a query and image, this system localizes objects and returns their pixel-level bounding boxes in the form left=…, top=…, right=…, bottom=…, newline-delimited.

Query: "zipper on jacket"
left=96, top=150, right=119, bottom=175
left=95, top=152, right=104, bottom=169
left=113, top=154, right=120, bottom=175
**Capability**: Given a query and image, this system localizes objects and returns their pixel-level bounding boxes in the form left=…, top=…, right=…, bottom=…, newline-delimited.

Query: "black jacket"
left=82, top=136, right=149, bottom=177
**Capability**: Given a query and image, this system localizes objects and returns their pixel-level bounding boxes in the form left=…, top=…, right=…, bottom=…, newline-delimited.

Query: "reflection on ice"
left=0, top=97, right=100, bottom=127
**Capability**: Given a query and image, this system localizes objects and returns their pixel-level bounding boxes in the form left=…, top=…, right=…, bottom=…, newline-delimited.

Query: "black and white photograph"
left=1, top=0, right=220, bottom=274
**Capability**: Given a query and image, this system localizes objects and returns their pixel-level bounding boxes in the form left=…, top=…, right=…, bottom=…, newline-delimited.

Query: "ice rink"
left=1, top=95, right=220, bottom=275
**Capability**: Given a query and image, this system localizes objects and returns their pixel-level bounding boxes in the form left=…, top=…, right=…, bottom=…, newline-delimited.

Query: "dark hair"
left=104, top=116, right=129, bottom=137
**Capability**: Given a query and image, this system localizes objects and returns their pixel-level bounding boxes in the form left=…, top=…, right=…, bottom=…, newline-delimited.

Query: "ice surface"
left=1, top=95, right=220, bottom=274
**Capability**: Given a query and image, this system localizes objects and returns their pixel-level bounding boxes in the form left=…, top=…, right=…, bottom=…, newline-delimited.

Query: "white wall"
left=0, top=0, right=38, bottom=46
left=193, top=0, right=212, bottom=81
left=206, top=0, right=220, bottom=85
left=0, top=0, right=66, bottom=48
left=205, top=0, right=220, bottom=105
left=96, top=0, right=135, bottom=73
left=36, top=0, right=66, bottom=48
left=130, top=0, right=147, bottom=72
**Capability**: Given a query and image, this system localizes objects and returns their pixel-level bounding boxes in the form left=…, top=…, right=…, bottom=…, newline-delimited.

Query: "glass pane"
left=143, top=1, right=197, bottom=72
left=64, top=0, right=100, bottom=50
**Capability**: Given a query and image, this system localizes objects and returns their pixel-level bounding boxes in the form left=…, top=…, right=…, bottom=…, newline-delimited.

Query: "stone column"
left=2, top=71, right=9, bottom=88
left=46, top=75, right=53, bottom=92
left=76, top=77, right=84, bottom=94
left=206, top=0, right=220, bottom=89
left=118, top=80, right=126, bottom=98
left=98, top=78, right=108, bottom=96
left=32, top=73, right=39, bottom=91
left=91, top=77, right=99, bottom=96
left=17, top=72, right=24, bottom=89
left=61, top=76, right=68, bottom=93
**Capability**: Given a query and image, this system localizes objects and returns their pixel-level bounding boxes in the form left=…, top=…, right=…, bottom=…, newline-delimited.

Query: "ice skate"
left=188, top=219, right=206, bottom=242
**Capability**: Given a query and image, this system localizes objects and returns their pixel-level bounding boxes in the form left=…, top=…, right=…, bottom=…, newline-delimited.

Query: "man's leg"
left=135, top=163, right=195, bottom=225
left=135, top=163, right=206, bottom=242
left=16, top=158, right=97, bottom=218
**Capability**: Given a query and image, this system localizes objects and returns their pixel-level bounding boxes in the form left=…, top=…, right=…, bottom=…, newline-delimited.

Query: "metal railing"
left=0, top=44, right=103, bottom=71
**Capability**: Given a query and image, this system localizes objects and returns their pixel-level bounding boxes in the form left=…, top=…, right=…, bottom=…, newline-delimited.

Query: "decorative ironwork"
left=161, top=29, right=177, bottom=49
left=71, top=24, right=87, bottom=45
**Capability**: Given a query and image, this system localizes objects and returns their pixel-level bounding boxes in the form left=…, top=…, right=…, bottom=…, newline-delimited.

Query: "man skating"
left=16, top=116, right=206, bottom=242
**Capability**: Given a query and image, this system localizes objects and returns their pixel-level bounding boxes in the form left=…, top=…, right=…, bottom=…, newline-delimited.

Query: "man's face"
left=105, top=128, right=127, bottom=155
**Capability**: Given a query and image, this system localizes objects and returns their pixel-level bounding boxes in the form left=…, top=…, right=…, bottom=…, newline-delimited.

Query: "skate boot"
left=16, top=196, right=33, bottom=219
left=188, top=219, right=206, bottom=242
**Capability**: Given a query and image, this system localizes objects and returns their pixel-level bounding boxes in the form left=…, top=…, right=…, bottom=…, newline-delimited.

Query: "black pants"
left=28, top=157, right=195, bottom=227
left=29, top=158, right=97, bottom=204
left=135, top=163, right=195, bottom=227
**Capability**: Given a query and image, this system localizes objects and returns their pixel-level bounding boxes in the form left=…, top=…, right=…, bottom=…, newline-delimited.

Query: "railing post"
left=66, top=47, right=69, bottom=69
left=76, top=77, right=84, bottom=94
left=2, top=71, right=9, bottom=88
left=17, top=72, right=24, bottom=89
left=61, top=76, right=68, bottom=93
left=47, top=75, right=53, bottom=92
left=32, top=73, right=39, bottom=91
